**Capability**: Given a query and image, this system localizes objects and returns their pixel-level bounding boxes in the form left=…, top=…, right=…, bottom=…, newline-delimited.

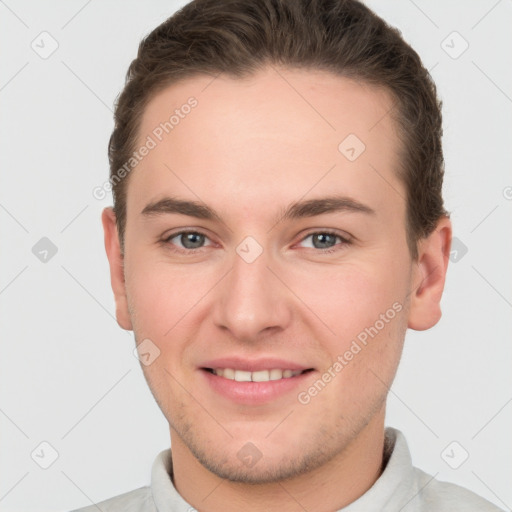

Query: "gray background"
left=0, top=1, right=511, bottom=511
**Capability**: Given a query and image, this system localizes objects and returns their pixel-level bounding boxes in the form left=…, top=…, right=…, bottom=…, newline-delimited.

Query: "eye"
left=298, top=231, right=350, bottom=251
left=163, top=230, right=213, bottom=252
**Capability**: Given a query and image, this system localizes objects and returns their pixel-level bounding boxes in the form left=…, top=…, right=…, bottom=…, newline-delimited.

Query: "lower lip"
left=200, top=369, right=314, bottom=405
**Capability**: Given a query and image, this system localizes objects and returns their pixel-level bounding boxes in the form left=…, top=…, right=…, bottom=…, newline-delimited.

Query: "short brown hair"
left=108, top=0, right=448, bottom=258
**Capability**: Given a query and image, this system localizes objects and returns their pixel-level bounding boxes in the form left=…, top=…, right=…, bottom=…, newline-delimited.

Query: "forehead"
left=129, top=67, right=403, bottom=218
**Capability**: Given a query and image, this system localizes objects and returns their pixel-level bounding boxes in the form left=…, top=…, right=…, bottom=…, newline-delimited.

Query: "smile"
left=200, top=365, right=315, bottom=405
left=205, top=368, right=310, bottom=382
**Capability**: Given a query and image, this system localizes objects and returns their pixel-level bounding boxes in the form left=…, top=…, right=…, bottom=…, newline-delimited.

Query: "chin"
left=183, top=432, right=338, bottom=484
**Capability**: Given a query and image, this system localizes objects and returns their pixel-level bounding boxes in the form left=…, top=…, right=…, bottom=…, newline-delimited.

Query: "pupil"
left=313, top=233, right=335, bottom=249
left=182, top=233, right=204, bottom=249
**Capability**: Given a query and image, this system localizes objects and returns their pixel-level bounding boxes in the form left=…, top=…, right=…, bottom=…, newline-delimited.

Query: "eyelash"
left=161, top=230, right=351, bottom=255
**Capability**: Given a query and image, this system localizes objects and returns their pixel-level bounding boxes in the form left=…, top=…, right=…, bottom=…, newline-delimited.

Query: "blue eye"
left=164, top=231, right=212, bottom=251
left=299, top=231, right=349, bottom=251
left=162, top=230, right=350, bottom=255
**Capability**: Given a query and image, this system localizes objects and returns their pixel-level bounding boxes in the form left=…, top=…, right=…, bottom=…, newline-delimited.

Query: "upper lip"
left=200, top=357, right=313, bottom=372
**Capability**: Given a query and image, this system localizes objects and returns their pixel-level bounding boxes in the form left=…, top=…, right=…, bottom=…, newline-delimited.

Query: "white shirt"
left=70, top=427, right=504, bottom=511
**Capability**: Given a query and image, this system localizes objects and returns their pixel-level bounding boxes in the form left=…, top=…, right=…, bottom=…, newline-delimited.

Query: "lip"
left=200, top=368, right=315, bottom=405
left=199, top=357, right=311, bottom=372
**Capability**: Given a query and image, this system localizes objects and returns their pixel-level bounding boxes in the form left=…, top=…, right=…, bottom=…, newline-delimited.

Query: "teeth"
left=270, top=369, right=283, bottom=380
left=223, top=368, right=235, bottom=379
left=212, top=368, right=303, bottom=382
left=234, top=370, right=252, bottom=382
left=252, top=370, right=270, bottom=382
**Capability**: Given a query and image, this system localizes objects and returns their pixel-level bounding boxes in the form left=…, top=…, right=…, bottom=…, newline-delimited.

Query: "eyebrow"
left=140, top=195, right=375, bottom=223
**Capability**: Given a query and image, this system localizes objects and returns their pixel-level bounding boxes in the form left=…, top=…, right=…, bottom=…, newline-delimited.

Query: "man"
left=73, top=0, right=503, bottom=510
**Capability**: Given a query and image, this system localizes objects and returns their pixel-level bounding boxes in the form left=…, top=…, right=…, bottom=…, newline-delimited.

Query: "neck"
left=169, top=410, right=386, bottom=512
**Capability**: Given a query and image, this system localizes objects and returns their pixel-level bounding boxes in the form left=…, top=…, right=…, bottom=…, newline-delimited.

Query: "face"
left=103, top=67, right=450, bottom=483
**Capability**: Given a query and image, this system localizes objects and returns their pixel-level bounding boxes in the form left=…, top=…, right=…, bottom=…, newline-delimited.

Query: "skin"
left=103, top=67, right=451, bottom=512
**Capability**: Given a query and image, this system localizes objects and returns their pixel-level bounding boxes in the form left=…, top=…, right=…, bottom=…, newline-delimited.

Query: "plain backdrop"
left=1, top=1, right=511, bottom=511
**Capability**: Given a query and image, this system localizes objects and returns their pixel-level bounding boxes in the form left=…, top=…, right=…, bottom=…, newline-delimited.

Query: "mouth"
left=202, top=367, right=314, bottom=382
left=199, top=363, right=316, bottom=404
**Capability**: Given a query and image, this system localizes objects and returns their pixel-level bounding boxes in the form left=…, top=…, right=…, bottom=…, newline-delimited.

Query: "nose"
left=212, top=245, right=292, bottom=343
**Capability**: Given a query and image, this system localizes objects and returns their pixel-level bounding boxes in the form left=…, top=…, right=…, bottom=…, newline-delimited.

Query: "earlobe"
left=102, top=207, right=133, bottom=331
left=407, top=217, right=452, bottom=331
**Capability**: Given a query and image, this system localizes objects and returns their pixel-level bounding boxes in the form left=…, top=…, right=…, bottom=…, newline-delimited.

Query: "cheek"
left=290, top=257, right=410, bottom=401
left=290, top=260, right=406, bottom=336
left=298, top=294, right=407, bottom=420
left=124, top=252, right=201, bottom=337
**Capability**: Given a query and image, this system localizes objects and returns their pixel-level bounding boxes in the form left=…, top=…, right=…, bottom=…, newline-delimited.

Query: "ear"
left=102, top=207, right=133, bottom=331
left=408, top=216, right=452, bottom=331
